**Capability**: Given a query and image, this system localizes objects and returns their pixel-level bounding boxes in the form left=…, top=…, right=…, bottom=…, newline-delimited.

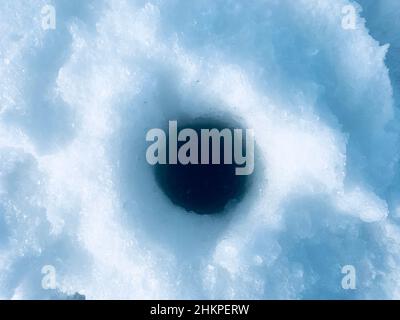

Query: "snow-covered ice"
left=1, top=0, right=400, bottom=299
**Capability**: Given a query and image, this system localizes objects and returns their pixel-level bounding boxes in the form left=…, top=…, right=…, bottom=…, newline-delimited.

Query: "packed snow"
left=1, top=0, right=400, bottom=299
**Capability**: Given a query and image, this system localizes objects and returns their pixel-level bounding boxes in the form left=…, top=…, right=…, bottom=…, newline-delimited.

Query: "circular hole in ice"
left=153, top=116, right=252, bottom=215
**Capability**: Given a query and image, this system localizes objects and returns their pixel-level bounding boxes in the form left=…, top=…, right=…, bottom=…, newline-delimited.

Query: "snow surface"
left=1, top=0, right=400, bottom=299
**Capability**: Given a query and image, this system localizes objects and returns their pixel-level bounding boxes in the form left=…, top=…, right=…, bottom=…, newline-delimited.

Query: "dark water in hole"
left=153, top=117, right=252, bottom=215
